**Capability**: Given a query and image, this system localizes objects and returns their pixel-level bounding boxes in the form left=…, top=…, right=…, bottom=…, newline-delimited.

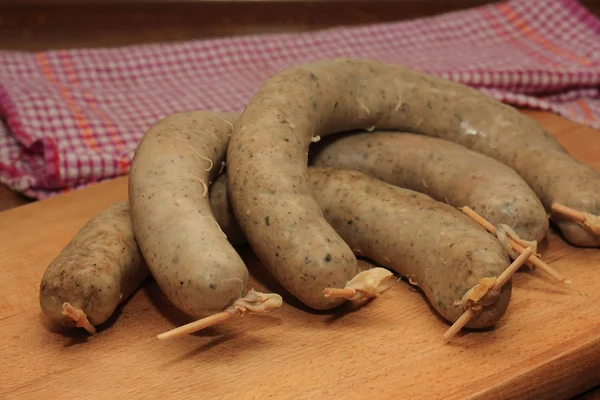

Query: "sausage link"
left=308, top=167, right=512, bottom=328
left=129, top=111, right=249, bottom=319
left=39, top=201, right=148, bottom=328
left=511, top=148, right=600, bottom=247
left=311, top=132, right=549, bottom=243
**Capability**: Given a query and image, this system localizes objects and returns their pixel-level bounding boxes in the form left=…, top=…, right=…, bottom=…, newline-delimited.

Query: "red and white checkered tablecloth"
left=0, top=0, right=599, bottom=199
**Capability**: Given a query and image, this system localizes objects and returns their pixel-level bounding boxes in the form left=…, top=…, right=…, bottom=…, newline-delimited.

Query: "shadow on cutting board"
left=162, top=331, right=273, bottom=366
left=144, top=280, right=224, bottom=338
left=143, top=258, right=284, bottom=340
left=38, top=312, right=91, bottom=346
left=241, top=246, right=410, bottom=328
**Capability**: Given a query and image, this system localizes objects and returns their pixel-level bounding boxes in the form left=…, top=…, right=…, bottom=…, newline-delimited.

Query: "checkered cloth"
left=1, top=0, right=599, bottom=199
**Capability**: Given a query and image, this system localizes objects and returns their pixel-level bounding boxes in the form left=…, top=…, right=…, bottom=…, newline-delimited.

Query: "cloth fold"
left=1, top=0, right=599, bottom=198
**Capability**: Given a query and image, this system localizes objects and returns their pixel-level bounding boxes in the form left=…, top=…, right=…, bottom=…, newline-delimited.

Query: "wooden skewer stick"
left=551, top=203, right=586, bottom=223
left=443, top=308, right=475, bottom=343
left=461, top=207, right=536, bottom=266
left=551, top=203, right=600, bottom=236
left=323, top=288, right=357, bottom=299
left=157, top=311, right=233, bottom=340
left=443, top=247, right=534, bottom=343
left=62, top=302, right=96, bottom=334
left=156, top=289, right=283, bottom=341
left=493, top=247, right=535, bottom=291
left=461, top=207, right=569, bottom=283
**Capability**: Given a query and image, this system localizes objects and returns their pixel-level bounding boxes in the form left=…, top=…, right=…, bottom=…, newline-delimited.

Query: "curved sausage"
left=39, top=201, right=148, bottom=329
left=129, top=111, right=249, bottom=319
left=227, top=57, right=559, bottom=310
left=309, top=167, right=512, bottom=328
left=311, top=132, right=549, bottom=243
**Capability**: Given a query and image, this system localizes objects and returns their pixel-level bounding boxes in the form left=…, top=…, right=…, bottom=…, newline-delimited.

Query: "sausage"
left=227, top=57, right=546, bottom=310
left=309, top=167, right=512, bottom=328
left=39, top=201, right=148, bottom=329
left=40, top=166, right=510, bottom=331
left=311, top=132, right=549, bottom=243
left=492, top=149, right=600, bottom=247
left=129, top=111, right=250, bottom=319
left=214, top=167, right=511, bottom=327
left=412, top=114, right=600, bottom=248
left=228, top=57, right=598, bottom=271
left=538, top=154, right=600, bottom=247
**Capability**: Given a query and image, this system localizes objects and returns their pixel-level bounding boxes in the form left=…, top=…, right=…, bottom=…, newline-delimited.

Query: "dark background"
left=2, top=1, right=600, bottom=51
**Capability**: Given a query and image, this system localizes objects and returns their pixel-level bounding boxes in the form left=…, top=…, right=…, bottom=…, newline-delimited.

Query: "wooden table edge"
left=447, top=325, right=600, bottom=399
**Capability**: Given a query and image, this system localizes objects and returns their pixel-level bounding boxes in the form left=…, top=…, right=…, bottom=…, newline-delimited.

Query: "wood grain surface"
left=0, top=111, right=599, bottom=399
left=0, top=184, right=30, bottom=212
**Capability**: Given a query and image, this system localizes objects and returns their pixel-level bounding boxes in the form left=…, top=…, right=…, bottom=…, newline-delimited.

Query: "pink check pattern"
left=0, top=0, right=599, bottom=198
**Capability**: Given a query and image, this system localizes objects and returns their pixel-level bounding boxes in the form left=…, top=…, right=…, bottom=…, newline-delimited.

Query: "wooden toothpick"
left=552, top=203, right=600, bottom=236
left=461, top=207, right=569, bottom=283
left=443, top=247, right=534, bottom=342
left=157, top=289, right=283, bottom=340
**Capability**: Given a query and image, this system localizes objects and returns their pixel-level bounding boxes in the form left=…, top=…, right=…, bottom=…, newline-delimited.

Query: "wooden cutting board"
left=1, top=110, right=599, bottom=400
